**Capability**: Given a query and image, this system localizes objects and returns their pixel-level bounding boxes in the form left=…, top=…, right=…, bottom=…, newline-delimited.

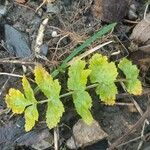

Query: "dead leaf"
left=130, top=13, right=150, bottom=54
left=130, top=14, right=150, bottom=43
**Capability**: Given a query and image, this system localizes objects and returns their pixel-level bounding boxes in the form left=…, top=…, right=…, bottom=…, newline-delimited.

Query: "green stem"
left=37, top=78, right=126, bottom=105
left=37, top=84, right=98, bottom=104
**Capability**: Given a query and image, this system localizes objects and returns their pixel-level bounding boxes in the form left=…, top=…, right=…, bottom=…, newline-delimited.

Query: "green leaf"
left=5, top=76, right=38, bottom=131
left=96, top=84, right=117, bottom=105
left=118, top=58, right=142, bottom=95
left=24, top=104, right=39, bottom=131
left=68, top=60, right=91, bottom=91
left=34, top=65, right=64, bottom=129
left=126, top=80, right=142, bottom=95
left=89, top=54, right=118, bottom=84
left=89, top=54, right=118, bottom=105
left=51, top=23, right=117, bottom=77
left=73, top=91, right=93, bottom=124
left=46, top=100, right=64, bottom=129
left=34, top=65, right=55, bottom=98
left=5, top=88, right=30, bottom=114
left=22, top=75, right=37, bottom=103
left=118, top=58, right=139, bottom=80
left=68, top=60, right=93, bottom=124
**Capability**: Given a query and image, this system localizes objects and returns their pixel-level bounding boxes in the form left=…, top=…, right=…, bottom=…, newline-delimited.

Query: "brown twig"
left=0, top=59, right=38, bottom=65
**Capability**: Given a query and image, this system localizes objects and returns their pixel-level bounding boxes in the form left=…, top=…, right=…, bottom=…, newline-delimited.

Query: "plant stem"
left=37, top=78, right=126, bottom=104
left=37, top=84, right=98, bottom=104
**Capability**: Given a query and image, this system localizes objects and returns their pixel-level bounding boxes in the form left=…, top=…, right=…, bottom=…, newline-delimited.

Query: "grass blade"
left=52, top=23, right=116, bottom=77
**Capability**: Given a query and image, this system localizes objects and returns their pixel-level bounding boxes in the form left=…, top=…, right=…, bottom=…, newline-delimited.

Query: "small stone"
left=51, top=31, right=58, bottom=37
left=32, top=140, right=52, bottom=150
left=47, top=3, right=59, bottom=14
left=31, top=134, right=53, bottom=150
left=40, top=44, right=48, bottom=56
left=66, top=119, right=108, bottom=149
left=0, top=5, right=6, bottom=15
left=128, top=4, right=137, bottom=20
left=0, top=0, right=7, bottom=15
left=37, top=8, right=43, bottom=17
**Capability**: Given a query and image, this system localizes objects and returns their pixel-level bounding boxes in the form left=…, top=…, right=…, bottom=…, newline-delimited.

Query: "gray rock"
left=128, top=4, right=138, bottom=20
left=40, top=44, right=48, bottom=56
left=0, top=0, right=7, bottom=15
left=0, top=5, right=6, bottom=15
left=66, top=119, right=108, bottom=149
left=5, top=24, right=31, bottom=58
left=31, top=138, right=53, bottom=150
left=0, top=117, right=51, bottom=149
left=47, top=3, right=59, bottom=14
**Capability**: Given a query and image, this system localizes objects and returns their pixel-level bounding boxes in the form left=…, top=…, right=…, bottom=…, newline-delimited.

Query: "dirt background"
left=0, top=0, right=150, bottom=150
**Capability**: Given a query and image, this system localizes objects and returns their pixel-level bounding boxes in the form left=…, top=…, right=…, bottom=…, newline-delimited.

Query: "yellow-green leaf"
left=89, top=54, right=118, bottom=105
left=96, top=84, right=117, bottom=105
left=68, top=60, right=91, bottom=91
left=24, top=104, right=39, bottom=131
left=118, top=58, right=142, bottom=95
left=34, top=65, right=64, bottom=129
left=46, top=100, right=64, bottom=129
left=126, top=79, right=142, bottom=95
left=89, top=54, right=118, bottom=84
left=5, top=76, right=38, bottom=131
left=5, top=88, right=31, bottom=114
left=68, top=60, right=93, bottom=124
left=118, top=58, right=139, bottom=80
left=34, top=65, right=56, bottom=97
left=22, top=75, right=37, bottom=103
left=73, top=91, right=93, bottom=124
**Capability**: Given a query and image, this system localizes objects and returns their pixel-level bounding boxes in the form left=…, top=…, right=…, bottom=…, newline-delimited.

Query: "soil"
left=0, top=0, right=150, bottom=150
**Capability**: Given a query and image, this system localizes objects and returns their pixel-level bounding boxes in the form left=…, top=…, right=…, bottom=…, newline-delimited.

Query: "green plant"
left=5, top=53, right=142, bottom=131
left=52, top=23, right=117, bottom=77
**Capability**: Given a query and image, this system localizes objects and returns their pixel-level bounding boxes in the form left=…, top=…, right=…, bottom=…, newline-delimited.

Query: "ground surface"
left=0, top=0, right=150, bottom=150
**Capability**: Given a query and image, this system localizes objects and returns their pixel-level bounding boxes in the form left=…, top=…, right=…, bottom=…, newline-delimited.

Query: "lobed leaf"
left=118, top=58, right=139, bottom=80
left=22, top=75, right=37, bottom=103
left=46, top=100, right=64, bottom=129
left=5, top=76, right=38, bottom=131
left=118, top=58, right=142, bottom=95
left=5, top=88, right=31, bottom=114
left=24, top=104, right=39, bottom=131
left=126, top=80, right=142, bottom=95
left=68, top=60, right=93, bottom=124
left=68, top=60, right=91, bottom=91
left=96, top=83, right=117, bottom=105
left=73, top=91, right=93, bottom=124
left=89, top=54, right=118, bottom=105
left=89, top=54, right=118, bottom=84
left=34, top=65, right=54, bottom=98
left=34, top=65, right=64, bottom=129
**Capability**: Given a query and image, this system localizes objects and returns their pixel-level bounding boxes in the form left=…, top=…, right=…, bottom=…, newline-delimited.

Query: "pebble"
left=66, top=119, right=108, bottom=149
left=47, top=3, right=59, bottom=14
left=128, top=4, right=138, bottom=20
left=0, top=0, right=7, bottom=15
left=51, top=31, right=58, bottom=37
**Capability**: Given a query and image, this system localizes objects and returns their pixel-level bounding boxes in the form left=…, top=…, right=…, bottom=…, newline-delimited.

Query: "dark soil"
left=0, top=0, right=150, bottom=150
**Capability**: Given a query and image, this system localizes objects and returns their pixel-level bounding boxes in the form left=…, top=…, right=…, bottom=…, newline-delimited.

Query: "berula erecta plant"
left=5, top=53, right=142, bottom=131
